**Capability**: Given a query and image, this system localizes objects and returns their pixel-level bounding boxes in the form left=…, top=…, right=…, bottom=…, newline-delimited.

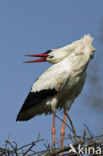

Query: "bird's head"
left=24, top=34, right=95, bottom=64
left=24, top=46, right=81, bottom=64
left=24, top=48, right=72, bottom=64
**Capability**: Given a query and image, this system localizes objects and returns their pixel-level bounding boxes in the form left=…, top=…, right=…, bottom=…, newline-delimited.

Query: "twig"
left=44, top=138, right=103, bottom=156
left=5, top=140, right=18, bottom=156
left=23, top=142, right=36, bottom=156
left=66, top=114, right=77, bottom=143
left=83, top=124, right=94, bottom=141
left=83, top=129, right=86, bottom=143
left=17, top=139, right=43, bottom=151
left=44, top=141, right=83, bottom=156
left=55, top=114, right=73, bottom=133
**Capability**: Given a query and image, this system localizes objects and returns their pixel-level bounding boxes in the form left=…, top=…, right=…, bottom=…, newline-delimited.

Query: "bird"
left=16, top=34, right=96, bottom=148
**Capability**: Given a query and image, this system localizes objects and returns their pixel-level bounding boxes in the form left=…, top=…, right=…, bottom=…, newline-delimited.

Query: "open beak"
left=24, top=53, right=48, bottom=63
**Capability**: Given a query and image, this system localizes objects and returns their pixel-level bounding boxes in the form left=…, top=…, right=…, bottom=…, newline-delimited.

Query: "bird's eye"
left=49, top=56, right=54, bottom=59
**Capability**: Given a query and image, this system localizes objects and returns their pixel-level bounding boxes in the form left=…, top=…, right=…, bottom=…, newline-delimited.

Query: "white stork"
left=16, top=34, right=95, bottom=148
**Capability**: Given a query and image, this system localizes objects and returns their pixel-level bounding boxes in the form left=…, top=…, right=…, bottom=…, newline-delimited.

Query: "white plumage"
left=16, top=34, right=95, bottom=148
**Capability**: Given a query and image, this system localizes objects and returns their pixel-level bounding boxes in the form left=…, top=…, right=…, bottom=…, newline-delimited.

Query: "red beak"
left=24, top=53, right=48, bottom=63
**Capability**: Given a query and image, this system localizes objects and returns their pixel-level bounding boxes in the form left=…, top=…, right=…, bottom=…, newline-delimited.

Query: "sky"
left=0, top=0, right=103, bottom=151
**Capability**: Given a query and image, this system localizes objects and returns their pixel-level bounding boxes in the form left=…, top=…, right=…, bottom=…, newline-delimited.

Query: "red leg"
left=52, top=111, right=56, bottom=148
left=60, top=110, right=68, bottom=148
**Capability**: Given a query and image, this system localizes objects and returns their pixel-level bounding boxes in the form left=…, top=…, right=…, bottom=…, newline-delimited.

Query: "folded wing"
left=16, top=64, right=70, bottom=121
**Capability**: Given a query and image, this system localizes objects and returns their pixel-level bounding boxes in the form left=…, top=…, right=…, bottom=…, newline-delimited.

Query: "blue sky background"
left=0, top=0, right=103, bottom=151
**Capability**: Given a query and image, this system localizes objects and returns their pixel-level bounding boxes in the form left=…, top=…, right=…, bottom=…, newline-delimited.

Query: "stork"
left=16, top=34, right=95, bottom=148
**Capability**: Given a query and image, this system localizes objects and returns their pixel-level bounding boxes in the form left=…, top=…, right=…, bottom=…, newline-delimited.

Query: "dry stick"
left=17, top=139, right=43, bottom=151
left=23, top=142, right=36, bottom=156
left=28, top=139, right=82, bottom=156
left=0, top=139, right=44, bottom=156
left=32, top=135, right=103, bottom=156
left=21, top=147, right=25, bottom=155
left=28, top=142, right=80, bottom=156
left=55, top=134, right=80, bottom=145
left=56, top=114, right=78, bottom=145
left=83, top=124, right=93, bottom=141
left=22, top=139, right=44, bottom=156
left=0, top=147, right=22, bottom=155
left=83, top=129, right=86, bottom=143
left=5, top=140, right=19, bottom=156
left=55, top=114, right=74, bottom=133
left=44, top=138, right=103, bottom=156
left=13, top=141, right=18, bottom=149
left=1, top=136, right=103, bottom=156
left=67, top=134, right=89, bottom=140
left=0, top=147, right=12, bottom=154
left=27, top=148, right=53, bottom=156
left=94, top=134, right=103, bottom=141
left=66, top=114, right=77, bottom=143
left=44, top=141, right=83, bottom=156
left=17, top=142, right=35, bottom=151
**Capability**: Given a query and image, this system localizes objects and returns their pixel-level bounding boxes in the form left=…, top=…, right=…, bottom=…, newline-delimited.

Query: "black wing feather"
left=16, top=89, right=57, bottom=121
